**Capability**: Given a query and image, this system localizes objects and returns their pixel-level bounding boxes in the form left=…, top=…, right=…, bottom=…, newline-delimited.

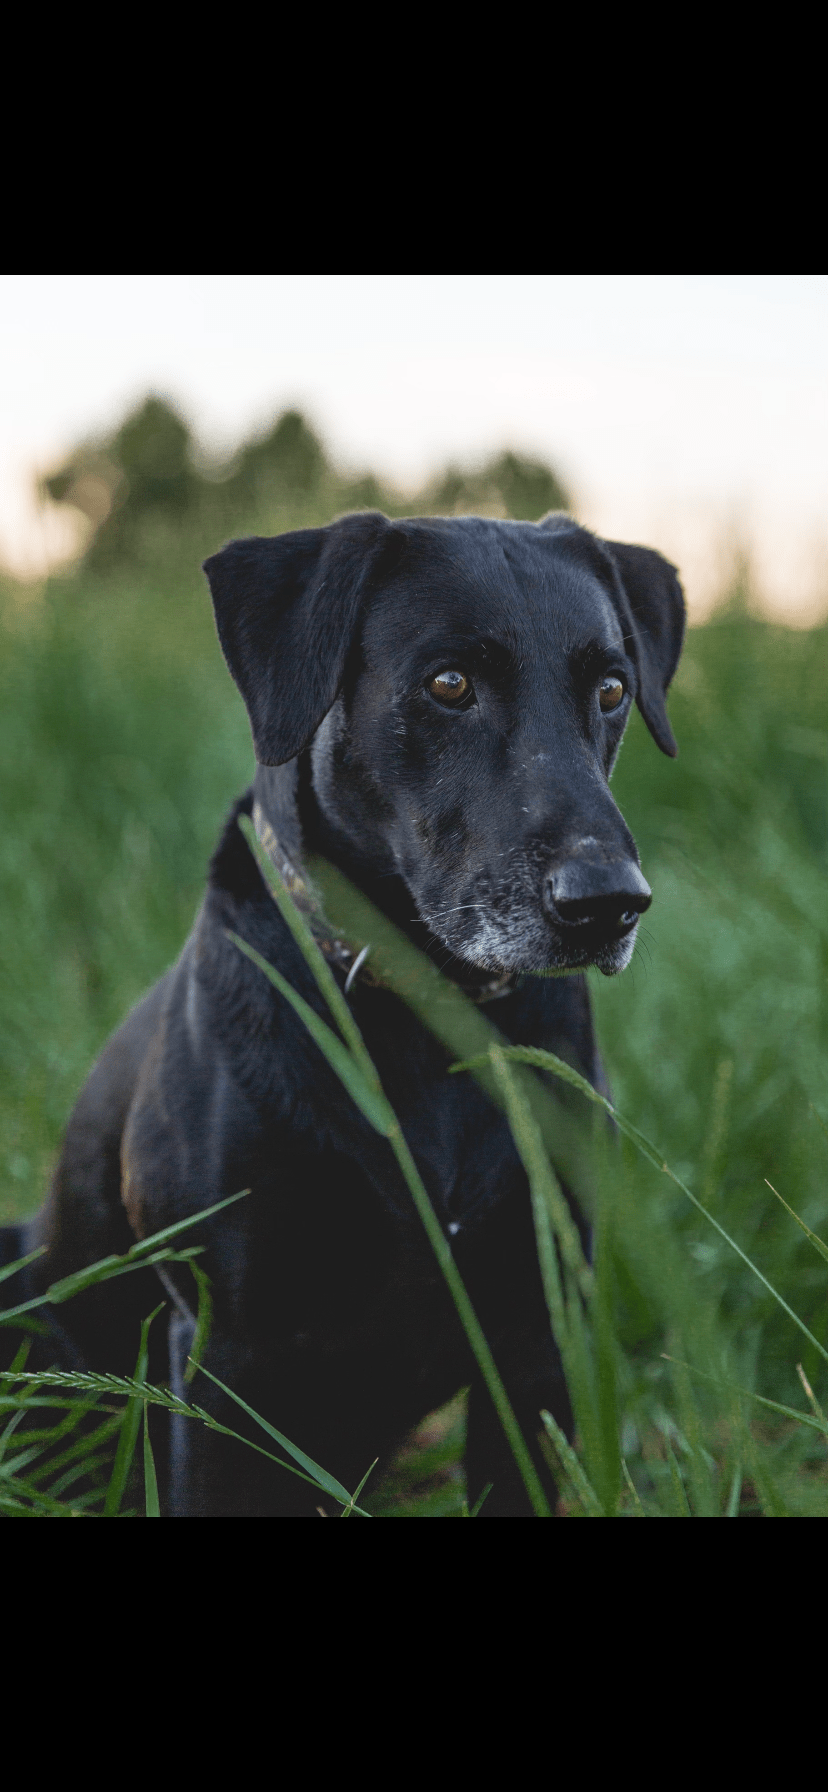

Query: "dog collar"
left=251, top=800, right=516, bottom=1005
left=252, top=800, right=377, bottom=987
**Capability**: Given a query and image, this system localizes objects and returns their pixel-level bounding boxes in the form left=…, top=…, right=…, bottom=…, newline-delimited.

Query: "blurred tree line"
left=44, top=397, right=570, bottom=574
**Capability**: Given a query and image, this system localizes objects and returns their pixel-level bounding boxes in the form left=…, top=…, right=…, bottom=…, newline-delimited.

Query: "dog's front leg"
left=465, top=1324, right=571, bottom=1518
left=166, top=1326, right=333, bottom=1518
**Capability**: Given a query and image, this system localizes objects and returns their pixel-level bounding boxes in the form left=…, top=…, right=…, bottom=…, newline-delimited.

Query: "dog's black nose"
left=544, top=859, right=652, bottom=932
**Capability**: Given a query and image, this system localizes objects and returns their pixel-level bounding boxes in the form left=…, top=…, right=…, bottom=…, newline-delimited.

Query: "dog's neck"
left=251, top=759, right=517, bottom=1003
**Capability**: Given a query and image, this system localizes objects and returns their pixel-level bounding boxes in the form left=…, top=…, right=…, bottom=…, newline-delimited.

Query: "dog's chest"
left=350, top=973, right=594, bottom=1227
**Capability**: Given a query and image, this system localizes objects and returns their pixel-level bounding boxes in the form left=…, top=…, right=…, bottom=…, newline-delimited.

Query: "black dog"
left=9, top=511, right=684, bottom=1515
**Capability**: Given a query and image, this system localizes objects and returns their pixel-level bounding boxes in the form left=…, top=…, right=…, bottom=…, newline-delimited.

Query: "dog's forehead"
left=363, top=519, right=625, bottom=659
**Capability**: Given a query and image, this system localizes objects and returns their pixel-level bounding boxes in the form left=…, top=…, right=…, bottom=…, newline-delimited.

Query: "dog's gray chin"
left=592, top=927, right=639, bottom=977
left=429, top=915, right=639, bottom=979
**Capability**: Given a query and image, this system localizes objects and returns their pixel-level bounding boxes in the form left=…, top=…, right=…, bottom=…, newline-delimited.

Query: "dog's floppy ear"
left=204, top=512, right=391, bottom=764
left=603, top=540, right=686, bottom=757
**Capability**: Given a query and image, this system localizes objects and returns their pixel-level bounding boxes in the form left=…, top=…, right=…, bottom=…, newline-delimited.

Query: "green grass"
left=0, top=561, right=826, bottom=1514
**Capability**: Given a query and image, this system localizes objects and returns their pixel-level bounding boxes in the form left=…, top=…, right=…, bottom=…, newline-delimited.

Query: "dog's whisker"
left=428, top=903, right=495, bottom=917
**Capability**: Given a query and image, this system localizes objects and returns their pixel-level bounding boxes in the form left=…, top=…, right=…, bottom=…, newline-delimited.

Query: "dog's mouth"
left=541, top=914, right=641, bottom=977
left=539, top=896, right=644, bottom=977
left=422, top=905, right=642, bottom=981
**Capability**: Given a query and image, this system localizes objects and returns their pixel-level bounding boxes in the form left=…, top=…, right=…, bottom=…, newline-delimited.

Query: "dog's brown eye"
left=428, top=670, right=471, bottom=705
left=599, top=676, right=625, bottom=713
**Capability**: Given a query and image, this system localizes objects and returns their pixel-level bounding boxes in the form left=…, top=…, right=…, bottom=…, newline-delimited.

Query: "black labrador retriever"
left=6, top=510, right=684, bottom=1515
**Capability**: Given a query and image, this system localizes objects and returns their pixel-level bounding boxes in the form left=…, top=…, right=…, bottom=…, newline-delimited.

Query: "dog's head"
left=204, top=512, right=684, bottom=976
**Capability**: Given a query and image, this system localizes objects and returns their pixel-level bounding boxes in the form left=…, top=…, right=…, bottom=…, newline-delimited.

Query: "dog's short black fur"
left=5, top=511, right=684, bottom=1515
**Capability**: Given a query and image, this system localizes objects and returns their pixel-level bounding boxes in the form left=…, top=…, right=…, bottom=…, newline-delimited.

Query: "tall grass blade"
left=0, top=1383, right=104, bottom=1496
left=305, top=850, right=597, bottom=1205
left=743, top=1430, right=789, bottom=1517
left=0, top=1406, right=28, bottom=1464
left=189, top=1359, right=362, bottom=1508
left=184, top=1263, right=213, bottom=1386
left=228, top=933, right=395, bottom=1135
left=591, top=1163, right=622, bottom=1516
left=764, top=1181, right=828, bottom=1266
left=0, top=1194, right=249, bottom=1327
left=540, top=1410, right=603, bottom=1515
left=127, top=1191, right=250, bottom=1257
left=30, top=1414, right=121, bottom=1491
left=0, top=1482, right=98, bottom=1516
left=0, top=1368, right=370, bottom=1505
left=661, top=1354, right=828, bottom=1437
left=143, top=1404, right=160, bottom=1516
left=0, top=1247, right=196, bottom=1324
left=240, top=812, right=374, bottom=1077
left=340, top=1459, right=378, bottom=1517
left=725, top=1467, right=742, bottom=1517
left=0, top=1246, right=45, bottom=1287
left=796, top=1363, right=827, bottom=1427
left=3, top=1338, right=31, bottom=1378
left=345, top=1121, right=551, bottom=1516
left=0, top=1439, right=42, bottom=1478
left=105, top=1302, right=164, bottom=1517
left=560, top=1272, right=614, bottom=1506
left=621, top=1458, right=645, bottom=1515
left=453, top=1044, right=828, bottom=1371
left=669, top=1347, right=716, bottom=1517
left=488, top=1051, right=567, bottom=1340
left=488, top=1046, right=589, bottom=1294
left=661, top=1438, right=691, bottom=1515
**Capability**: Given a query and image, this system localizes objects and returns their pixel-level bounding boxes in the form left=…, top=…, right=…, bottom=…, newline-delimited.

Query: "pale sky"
left=1, top=274, right=826, bottom=620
